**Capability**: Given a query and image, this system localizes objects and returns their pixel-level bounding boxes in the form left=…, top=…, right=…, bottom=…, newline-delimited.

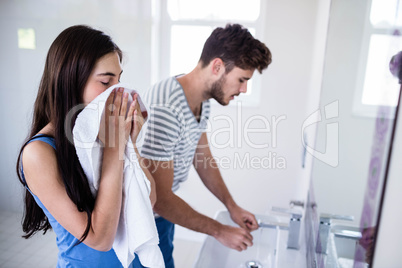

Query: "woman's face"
left=82, top=52, right=123, bottom=105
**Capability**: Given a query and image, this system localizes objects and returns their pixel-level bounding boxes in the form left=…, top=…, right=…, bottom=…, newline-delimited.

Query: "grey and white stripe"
left=141, top=76, right=210, bottom=192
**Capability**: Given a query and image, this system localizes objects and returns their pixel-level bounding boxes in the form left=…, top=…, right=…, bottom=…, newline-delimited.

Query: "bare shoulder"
left=22, top=139, right=61, bottom=194
left=22, top=138, right=57, bottom=166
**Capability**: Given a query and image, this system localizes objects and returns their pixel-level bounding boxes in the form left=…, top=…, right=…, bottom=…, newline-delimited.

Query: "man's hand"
left=214, top=224, right=253, bottom=252
left=229, top=205, right=259, bottom=232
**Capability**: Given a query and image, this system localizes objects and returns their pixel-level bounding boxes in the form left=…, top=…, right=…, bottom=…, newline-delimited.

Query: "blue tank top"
left=21, top=134, right=123, bottom=268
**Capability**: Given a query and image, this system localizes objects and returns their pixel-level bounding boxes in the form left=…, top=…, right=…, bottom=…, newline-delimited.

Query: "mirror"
left=307, top=0, right=402, bottom=266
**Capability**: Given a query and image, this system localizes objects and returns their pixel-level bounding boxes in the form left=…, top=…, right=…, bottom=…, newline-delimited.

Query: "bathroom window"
left=151, top=0, right=264, bottom=106
left=353, top=0, right=402, bottom=117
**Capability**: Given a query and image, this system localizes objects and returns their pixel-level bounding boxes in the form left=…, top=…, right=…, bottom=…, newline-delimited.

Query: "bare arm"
left=146, top=156, right=253, bottom=251
left=23, top=89, right=134, bottom=251
left=193, top=133, right=259, bottom=231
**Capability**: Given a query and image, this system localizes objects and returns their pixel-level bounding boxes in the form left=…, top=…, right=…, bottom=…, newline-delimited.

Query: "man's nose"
left=239, top=82, right=248, bottom=93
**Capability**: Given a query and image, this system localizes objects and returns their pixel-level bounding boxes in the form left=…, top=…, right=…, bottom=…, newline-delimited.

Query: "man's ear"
left=211, top=58, right=225, bottom=75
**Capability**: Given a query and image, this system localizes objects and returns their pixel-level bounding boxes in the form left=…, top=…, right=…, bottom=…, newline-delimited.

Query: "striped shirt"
left=141, top=76, right=210, bottom=192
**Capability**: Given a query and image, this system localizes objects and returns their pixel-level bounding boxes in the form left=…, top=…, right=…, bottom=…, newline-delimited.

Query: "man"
left=137, top=23, right=272, bottom=267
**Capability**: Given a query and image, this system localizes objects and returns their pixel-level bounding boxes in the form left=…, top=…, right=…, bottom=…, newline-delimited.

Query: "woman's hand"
left=130, top=93, right=145, bottom=146
left=99, top=88, right=136, bottom=156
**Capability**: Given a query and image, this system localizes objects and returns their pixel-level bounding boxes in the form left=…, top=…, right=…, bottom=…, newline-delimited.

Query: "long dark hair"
left=16, top=25, right=122, bottom=242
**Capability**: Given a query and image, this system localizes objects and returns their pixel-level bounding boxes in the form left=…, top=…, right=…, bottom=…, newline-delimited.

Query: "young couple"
left=17, top=24, right=271, bottom=267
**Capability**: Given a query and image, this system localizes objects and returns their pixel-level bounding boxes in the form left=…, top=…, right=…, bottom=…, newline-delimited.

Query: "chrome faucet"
left=273, top=206, right=303, bottom=249
left=316, top=213, right=355, bottom=254
left=259, top=206, right=303, bottom=250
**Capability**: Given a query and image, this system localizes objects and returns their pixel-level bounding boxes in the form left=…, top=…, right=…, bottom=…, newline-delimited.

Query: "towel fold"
left=73, top=83, right=164, bottom=268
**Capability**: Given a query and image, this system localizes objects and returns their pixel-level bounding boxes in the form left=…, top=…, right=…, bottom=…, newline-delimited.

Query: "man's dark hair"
left=199, top=23, right=272, bottom=73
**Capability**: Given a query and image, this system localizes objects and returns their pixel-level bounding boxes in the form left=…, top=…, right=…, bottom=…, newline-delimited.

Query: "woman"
left=16, top=25, right=151, bottom=267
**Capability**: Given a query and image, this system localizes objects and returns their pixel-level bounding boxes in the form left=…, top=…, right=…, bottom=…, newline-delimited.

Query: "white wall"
left=0, top=0, right=153, bottom=213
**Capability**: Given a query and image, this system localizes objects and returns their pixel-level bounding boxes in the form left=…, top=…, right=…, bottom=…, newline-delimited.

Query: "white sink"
left=331, top=233, right=368, bottom=268
left=318, top=231, right=369, bottom=268
left=193, top=210, right=280, bottom=268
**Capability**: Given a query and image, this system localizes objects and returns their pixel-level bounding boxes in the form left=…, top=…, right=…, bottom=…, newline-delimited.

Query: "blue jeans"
left=130, top=217, right=175, bottom=268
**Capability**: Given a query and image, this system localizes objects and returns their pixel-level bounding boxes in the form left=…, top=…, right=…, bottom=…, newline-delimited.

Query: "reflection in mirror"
left=306, top=0, right=402, bottom=267
left=368, top=51, right=402, bottom=266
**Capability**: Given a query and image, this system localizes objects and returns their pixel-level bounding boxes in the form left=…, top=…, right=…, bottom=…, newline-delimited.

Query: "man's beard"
left=209, top=74, right=227, bottom=105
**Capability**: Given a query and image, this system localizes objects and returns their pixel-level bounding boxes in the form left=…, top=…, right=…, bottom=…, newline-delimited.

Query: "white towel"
left=72, top=83, right=164, bottom=268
